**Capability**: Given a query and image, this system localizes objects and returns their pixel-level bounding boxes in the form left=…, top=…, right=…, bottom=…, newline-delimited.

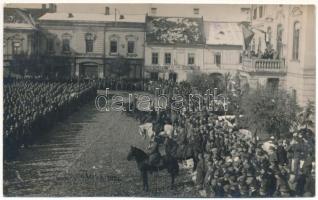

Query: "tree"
left=241, top=86, right=299, bottom=139
left=189, top=73, right=225, bottom=94
left=297, top=100, right=315, bottom=132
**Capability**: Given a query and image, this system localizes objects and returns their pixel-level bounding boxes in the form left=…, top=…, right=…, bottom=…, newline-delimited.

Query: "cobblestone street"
left=4, top=100, right=197, bottom=197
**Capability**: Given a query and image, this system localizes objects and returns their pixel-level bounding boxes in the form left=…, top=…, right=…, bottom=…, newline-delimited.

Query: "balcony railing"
left=242, top=58, right=286, bottom=74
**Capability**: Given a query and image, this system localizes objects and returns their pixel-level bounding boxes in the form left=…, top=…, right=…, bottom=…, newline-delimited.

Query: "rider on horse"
left=147, top=136, right=161, bottom=166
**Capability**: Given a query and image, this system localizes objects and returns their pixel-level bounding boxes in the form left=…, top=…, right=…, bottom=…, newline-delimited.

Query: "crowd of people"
left=131, top=79, right=315, bottom=197
left=3, top=77, right=97, bottom=159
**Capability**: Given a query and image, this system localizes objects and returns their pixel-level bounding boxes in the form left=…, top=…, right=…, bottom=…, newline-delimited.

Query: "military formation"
left=3, top=77, right=97, bottom=159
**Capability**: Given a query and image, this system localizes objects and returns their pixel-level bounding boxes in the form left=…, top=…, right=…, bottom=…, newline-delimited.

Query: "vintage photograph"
left=3, top=3, right=316, bottom=197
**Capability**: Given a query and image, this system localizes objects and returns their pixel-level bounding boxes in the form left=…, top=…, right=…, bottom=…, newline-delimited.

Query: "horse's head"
left=127, top=146, right=135, bottom=161
left=127, top=145, right=148, bottom=162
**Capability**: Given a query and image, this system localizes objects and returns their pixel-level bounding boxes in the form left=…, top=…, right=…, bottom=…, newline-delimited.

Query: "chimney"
left=193, top=8, right=199, bottom=15
left=105, top=7, right=110, bottom=15
left=48, top=4, right=57, bottom=13
left=150, top=7, right=157, bottom=15
left=68, top=13, right=74, bottom=18
left=119, top=15, right=124, bottom=19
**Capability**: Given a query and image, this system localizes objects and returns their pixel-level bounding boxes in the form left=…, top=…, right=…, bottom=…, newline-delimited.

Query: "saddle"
left=148, top=153, right=164, bottom=168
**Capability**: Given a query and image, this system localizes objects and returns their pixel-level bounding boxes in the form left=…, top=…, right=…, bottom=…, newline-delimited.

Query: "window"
left=165, top=53, right=171, bottom=64
left=239, top=53, right=242, bottom=64
left=292, top=22, right=300, bottom=60
left=259, top=6, right=263, bottom=18
left=251, top=38, right=256, bottom=52
left=62, top=33, right=72, bottom=53
left=253, top=8, right=257, bottom=19
left=258, top=37, right=262, bottom=53
left=12, top=41, right=21, bottom=55
left=267, top=78, right=279, bottom=91
left=215, top=53, right=221, bottom=66
left=62, top=39, right=70, bottom=52
left=47, top=38, right=54, bottom=52
left=188, top=53, right=195, bottom=65
left=267, top=26, right=272, bottom=44
left=276, top=24, right=283, bottom=58
left=151, top=7, right=157, bottom=15
left=110, top=40, right=118, bottom=53
left=193, top=8, right=199, bottom=15
left=152, top=52, right=158, bottom=64
left=127, top=41, right=135, bottom=54
left=85, top=33, right=95, bottom=53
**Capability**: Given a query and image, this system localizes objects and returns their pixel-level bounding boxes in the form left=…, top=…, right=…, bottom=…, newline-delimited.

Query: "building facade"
left=144, top=16, right=205, bottom=82
left=4, top=8, right=37, bottom=75
left=203, top=22, right=244, bottom=75
left=244, top=5, right=315, bottom=105
left=38, top=9, right=145, bottom=79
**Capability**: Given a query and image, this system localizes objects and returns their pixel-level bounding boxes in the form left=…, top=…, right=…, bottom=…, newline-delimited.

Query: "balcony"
left=242, top=58, right=286, bottom=75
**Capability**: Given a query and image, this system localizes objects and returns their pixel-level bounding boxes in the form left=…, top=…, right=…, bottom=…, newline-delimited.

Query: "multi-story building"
left=243, top=5, right=315, bottom=106
left=203, top=22, right=245, bottom=75
left=144, top=16, right=205, bottom=82
left=4, top=8, right=37, bottom=75
left=4, top=5, right=57, bottom=76
left=38, top=7, right=145, bottom=79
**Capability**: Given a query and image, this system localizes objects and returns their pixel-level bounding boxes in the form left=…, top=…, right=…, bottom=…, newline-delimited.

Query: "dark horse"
left=165, top=138, right=201, bottom=171
left=127, top=146, right=179, bottom=192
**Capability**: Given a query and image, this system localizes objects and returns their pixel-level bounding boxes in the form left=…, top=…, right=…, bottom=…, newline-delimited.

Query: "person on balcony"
left=262, top=42, right=274, bottom=59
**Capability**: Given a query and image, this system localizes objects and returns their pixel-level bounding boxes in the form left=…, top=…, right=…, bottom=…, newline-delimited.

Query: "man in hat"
left=276, top=139, right=288, bottom=165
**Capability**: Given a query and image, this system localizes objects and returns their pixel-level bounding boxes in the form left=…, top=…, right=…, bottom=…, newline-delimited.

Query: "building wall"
left=105, top=28, right=145, bottom=59
left=39, top=24, right=105, bottom=56
left=250, top=5, right=315, bottom=106
left=39, top=22, right=145, bottom=79
left=285, top=5, right=315, bottom=105
left=144, top=45, right=204, bottom=82
left=145, top=46, right=203, bottom=67
left=4, top=30, right=35, bottom=56
left=203, top=45, right=242, bottom=74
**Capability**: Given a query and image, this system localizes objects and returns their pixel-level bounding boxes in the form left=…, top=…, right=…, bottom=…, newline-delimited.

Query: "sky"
left=5, top=3, right=251, bottom=22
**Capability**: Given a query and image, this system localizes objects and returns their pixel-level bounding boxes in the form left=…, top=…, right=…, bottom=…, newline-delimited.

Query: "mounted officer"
left=147, top=136, right=161, bottom=166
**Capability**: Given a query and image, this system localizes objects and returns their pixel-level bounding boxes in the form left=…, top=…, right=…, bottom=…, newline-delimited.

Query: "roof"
left=25, top=8, right=49, bottom=20
left=39, top=13, right=146, bottom=23
left=4, top=7, right=36, bottom=30
left=204, top=22, right=244, bottom=46
left=146, top=16, right=205, bottom=45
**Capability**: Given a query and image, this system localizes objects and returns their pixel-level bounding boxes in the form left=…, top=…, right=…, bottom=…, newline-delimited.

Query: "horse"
left=127, top=146, right=179, bottom=192
left=165, top=138, right=200, bottom=171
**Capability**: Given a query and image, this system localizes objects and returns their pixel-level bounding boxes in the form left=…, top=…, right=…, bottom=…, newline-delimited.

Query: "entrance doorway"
left=267, top=78, right=279, bottom=90
left=169, top=72, right=177, bottom=82
left=79, top=62, right=98, bottom=79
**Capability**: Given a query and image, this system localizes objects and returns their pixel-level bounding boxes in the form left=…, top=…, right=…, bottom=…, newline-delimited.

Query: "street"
left=4, top=100, right=197, bottom=197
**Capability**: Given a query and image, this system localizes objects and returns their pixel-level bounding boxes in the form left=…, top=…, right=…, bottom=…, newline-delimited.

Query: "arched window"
left=267, top=26, right=272, bottom=44
left=251, top=38, right=256, bottom=52
left=258, top=37, right=262, bottom=53
left=85, top=33, right=95, bottom=53
left=12, top=41, right=22, bottom=55
left=292, top=21, right=300, bottom=60
left=276, top=24, right=283, bottom=58
left=62, top=33, right=72, bottom=53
